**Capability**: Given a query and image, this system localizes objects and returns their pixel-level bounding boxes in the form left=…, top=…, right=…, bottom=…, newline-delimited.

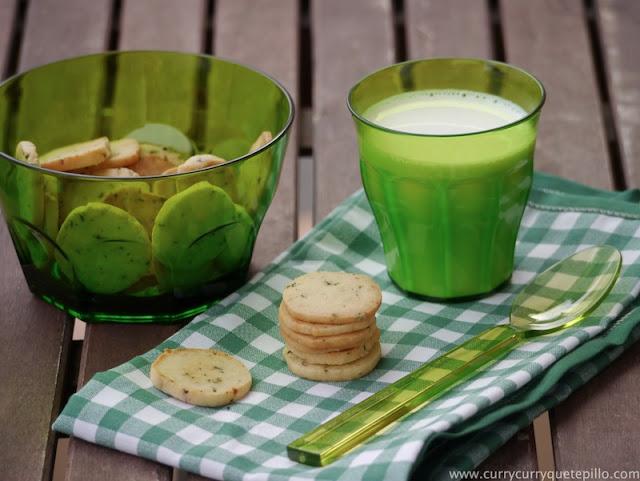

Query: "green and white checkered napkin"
left=53, top=172, right=640, bottom=481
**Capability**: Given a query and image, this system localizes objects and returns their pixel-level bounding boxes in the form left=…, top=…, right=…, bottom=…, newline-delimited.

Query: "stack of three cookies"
left=280, top=272, right=382, bottom=382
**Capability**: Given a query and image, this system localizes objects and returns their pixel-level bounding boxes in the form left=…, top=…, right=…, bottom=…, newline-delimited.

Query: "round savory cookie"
left=43, top=176, right=60, bottom=241
left=152, top=181, right=235, bottom=288
left=55, top=202, right=151, bottom=294
left=13, top=141, right=48, bottom=267
left=84, top=167, right=140, bottom=177
left=282, top=271, right=382, bottom=324
left=15, top=141, right=44, bottom=228
left=283, top=343, right=381, bottom=382
left=176, top=154, right=226, bottom=173
left=126, top=123, right=194, bottom=155
left=280, top=322, right=376, bottom=352
left=103, top=186, right=165, bottom=235
left=59, top=180, right=150, bottom=219
left=16, top=140, right=38, bottom=164
left=150, top=348, right=251, bottom=407
left=286, top=330, right=380, bottom=366
left=99, top=138, right=140, bottom=168
left=213, top=204, right=255, bottom=275
left=40, top=137, right=110, bottom=171
left=282, top=324, right=379, bottom=354
left=129, top=143, right=183, bottom=176
left=279, top=302, right=373, bottom=337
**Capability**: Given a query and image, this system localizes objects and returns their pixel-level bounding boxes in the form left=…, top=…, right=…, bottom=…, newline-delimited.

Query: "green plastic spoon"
left=288, top=245, right=622, bottom=466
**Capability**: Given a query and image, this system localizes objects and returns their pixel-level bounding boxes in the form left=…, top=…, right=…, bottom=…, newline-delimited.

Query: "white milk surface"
left=364, top=89, right=527, bottom=135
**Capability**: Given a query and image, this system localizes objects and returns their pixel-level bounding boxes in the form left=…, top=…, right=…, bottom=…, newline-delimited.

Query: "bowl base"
left=23, top=264, right=249, bottom=323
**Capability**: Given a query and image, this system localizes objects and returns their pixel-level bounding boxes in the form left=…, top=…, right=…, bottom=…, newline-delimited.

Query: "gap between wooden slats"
left=596, top=0, right=639, bottom=187
left=0, top=0, right=20, bottom=76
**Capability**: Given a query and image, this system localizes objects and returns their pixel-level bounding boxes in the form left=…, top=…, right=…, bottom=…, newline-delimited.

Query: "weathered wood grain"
left=405, top=0, right=491, bottom=58
left=119, top=0, right=206, bottom=52
left=18, top=0, right=112, bottom=71
left=597, top=0, right=640, bottom=186
left=502, top=0, right=640, bottom=471
left=553, top=341, right=640, bottom=470
left=501, top=0, right=613, bottom=189
left=1, top=1, right=114, bottom=479
left=312, top=0, right=395, bottom=220
left=215, top=0, right=299, bottom=270
left=0, top=220, right=72, bottom=481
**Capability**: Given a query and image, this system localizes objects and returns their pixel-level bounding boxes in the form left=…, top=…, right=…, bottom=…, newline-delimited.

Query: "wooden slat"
left=589, top=12, right=640, bottom=465
left=119, top=0, right=205, bottom=52
left=502, top=1, right=640, bottom=469
left=64, top=2, right=207, bottom=481
left=19, top=0, right=112, bottom=70
left=552, top=342, right=640, bottom=469
left=0, top=0, right=17, bottom=74
left=597, top=0, right=640, bottom=186
left=0, top=221, right=72, bottom=481
left=1, top=1, right=113, bottom=479
left=402, top=1, right=539, bottom=472
left=312, top=0, right=394, bottom=220
left=532, top=413, right=556, bottom=472
left=405, top=0, right=491, bottom=58
left=215, top=0, right=299, bottom=269
left=501, top=0, right=613, bottom=189
left=66, top=324, right=177, bottom=481
left=79, top=329, right=166, bottom=384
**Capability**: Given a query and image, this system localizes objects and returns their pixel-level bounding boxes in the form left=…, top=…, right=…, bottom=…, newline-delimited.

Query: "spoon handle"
left=288, top=324, right=521, bottom=466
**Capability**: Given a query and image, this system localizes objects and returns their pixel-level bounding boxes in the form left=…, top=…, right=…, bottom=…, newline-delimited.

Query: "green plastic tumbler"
left=348, top=58, right=545, bottom=299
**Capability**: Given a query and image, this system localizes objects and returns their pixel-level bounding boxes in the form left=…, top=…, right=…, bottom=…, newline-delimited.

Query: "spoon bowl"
left=510, top=245, right=621, bottom=332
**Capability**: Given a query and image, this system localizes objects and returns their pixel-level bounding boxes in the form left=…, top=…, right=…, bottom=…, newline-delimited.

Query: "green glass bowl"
left=0, top=51, right=294, bottom=322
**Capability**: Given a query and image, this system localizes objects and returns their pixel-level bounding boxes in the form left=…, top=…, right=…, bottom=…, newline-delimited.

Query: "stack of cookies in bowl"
left=279, top=271, right=382, bottom=381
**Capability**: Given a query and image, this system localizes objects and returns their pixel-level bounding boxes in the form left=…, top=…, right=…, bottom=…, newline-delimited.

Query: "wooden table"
left=1, top=1, right=639, bottom=480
